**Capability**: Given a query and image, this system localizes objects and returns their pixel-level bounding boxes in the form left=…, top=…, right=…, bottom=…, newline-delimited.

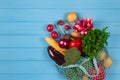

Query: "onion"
left=58, top=38, right=69, bottom=48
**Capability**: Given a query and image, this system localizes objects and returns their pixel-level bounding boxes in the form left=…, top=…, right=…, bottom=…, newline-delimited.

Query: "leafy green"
left=82, top=27, right=110, bottom=59
left=64, top=47, right=81, bottom=65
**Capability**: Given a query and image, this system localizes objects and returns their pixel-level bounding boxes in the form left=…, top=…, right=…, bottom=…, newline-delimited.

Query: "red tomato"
left=51, top=31, right=58, bottom=39
left=64, top=25, right=71, bottom=30
left=47, top=24, right=54, bottom=32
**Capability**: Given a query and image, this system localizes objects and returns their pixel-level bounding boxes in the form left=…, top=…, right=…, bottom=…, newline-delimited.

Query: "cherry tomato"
left=47, top=24, right=54, bottom=32
left=51, top=31, right=58, bottom=39
left=64, top=25, right=71, bottom=30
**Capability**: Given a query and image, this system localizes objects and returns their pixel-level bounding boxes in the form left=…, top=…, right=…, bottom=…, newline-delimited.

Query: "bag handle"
left=58, top=57, right=99, bottom=77
left=77, top=57, right=99, bottom=77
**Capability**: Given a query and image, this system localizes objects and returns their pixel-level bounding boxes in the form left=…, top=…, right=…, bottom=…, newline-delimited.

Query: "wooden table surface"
left=0, top=0, right=119, bottom=80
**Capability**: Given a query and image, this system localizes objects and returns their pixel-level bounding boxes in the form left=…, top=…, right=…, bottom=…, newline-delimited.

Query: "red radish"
left=64, top=25, right=71, bottom=30
left=51, top=31, right=58, bottom=39
left=90, top=64, right=105, bottom=80
left=72, top=24, right=79, bottom=32
left=78, top=20, right=83, bottom=26
left=90, top=23, right=94, bottom=28
left=47, top=24, right=54, bottom=32
left=84, top=31, right=88, bottom=35
left=83, top=19, right=88, bottom=27
left=87, top=23, right=91, bottom=28
left=87, top=18, right=92, bottom=23
left=78, top=26, right=85, bottom=31
left=72, top=18, right=94, bottom=35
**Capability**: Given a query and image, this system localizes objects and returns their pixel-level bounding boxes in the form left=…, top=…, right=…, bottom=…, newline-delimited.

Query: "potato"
left=71, top=31, right=80, bottom=38
left=83, top=75, right=89, bottom=80
left=99, top=51, right=106, bottom=61
left=67, top=12, right=77, bottom=22
left=103, top=57, right=113, bottom=68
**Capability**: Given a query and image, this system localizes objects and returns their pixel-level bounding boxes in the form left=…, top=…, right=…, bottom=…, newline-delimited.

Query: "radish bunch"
left=72, top=18, right=94, bottom=35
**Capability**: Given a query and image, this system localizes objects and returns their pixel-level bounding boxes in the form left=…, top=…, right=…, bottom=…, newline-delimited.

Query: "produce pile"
left=45, top=12, right=113, bottom=80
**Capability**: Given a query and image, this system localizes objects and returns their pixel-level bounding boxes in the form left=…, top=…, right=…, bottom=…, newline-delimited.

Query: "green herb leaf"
left=82, top=27, right=110, bottom=59
left=64, top=47, right=81, bottom=65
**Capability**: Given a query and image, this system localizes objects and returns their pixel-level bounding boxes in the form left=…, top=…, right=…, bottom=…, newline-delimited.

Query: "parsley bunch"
left=82, top=27, right=110, bottom=59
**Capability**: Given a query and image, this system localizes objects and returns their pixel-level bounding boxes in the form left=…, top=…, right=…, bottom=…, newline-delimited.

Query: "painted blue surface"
left=0, top=0, right=119, bottom=80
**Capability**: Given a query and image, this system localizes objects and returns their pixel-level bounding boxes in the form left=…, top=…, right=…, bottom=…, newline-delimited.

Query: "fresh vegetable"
left=83, top=75, right=89, bottom=80
left=67, top=12, right=77, bottom=22
left=58, top=38, right=69, bottom=48
left=45, top=37, right=66, bottom=55
left=69, top=38, right=83, bottom=53
left=64, top=25, right=71, bottom=30
left=73, top=24, right=84, bottom=32
left=90, top=64, right=105, bottom=80
left=63, top=34, right=71, bottom=40
left=47, top=46, right=65, bottom=65
left=72, top=18, right=94, bottom=35
left=99, top=51, right=106, bottom=61
left=47, top=24, right=54, bottom=32
left=64, top=47, right=81, bottom=65
left=71, top=31, right=80, bottom=38
left=103, top=57, right=113, bottom=68
left=82, top=27, right=110, bottom=59
left=51, top=31, right=59, bottom=39
left=57, top=20, right=65, bottom=26
left=45, top=12, right=112, bottom=80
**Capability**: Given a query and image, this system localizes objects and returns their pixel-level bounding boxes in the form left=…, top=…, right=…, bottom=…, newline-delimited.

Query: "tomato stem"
left=70, top=37, right=75, bottom=41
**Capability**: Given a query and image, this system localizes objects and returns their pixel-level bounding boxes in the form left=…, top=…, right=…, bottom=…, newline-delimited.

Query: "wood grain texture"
left=0, top=0, right=119, bottom=8
left=0, top=0, right=119, bottom=80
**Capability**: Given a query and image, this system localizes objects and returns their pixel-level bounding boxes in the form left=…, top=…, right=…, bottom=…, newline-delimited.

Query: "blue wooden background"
left=0, top=0, right=119, bottom=80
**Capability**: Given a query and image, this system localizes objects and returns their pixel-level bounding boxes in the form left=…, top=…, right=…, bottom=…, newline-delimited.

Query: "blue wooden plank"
left=0, top=61, right=58, bottom=73
left=0, top=0, right=119, bottom=8
left=108, top=35, right=120, bottom=48
left=0, top=73, right=117, bottom=80
left=108, top=48, right=120, bottom=61
left=105, top=73, right=120, bottom=80
left=0, top=35, right=48, bottom=47
left=95, top=23, right=120, bottom=35
left=0, top=9, right=119, bottom=22
left=0, top=48, right=47, bottom=60
left=0, top=0, right=119, bottom=80
left=0, top=22, right=48, bottom=34
left=0, top=22, right=119, bottom=35
left=0, top=74, right=61, bottom=80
